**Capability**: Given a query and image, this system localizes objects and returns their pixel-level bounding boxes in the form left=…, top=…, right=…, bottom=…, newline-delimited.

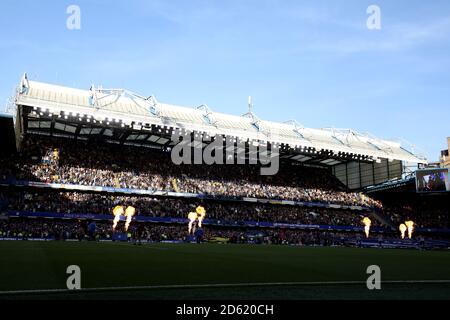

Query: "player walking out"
left=133, top=224, right=145, bottom=245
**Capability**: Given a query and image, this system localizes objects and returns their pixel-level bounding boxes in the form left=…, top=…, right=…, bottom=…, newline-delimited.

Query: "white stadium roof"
left=14, top=74, right=426, bottom=164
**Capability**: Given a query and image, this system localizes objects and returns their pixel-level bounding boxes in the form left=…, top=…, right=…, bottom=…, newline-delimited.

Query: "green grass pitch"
left=1, top=241, right=450, bottom=300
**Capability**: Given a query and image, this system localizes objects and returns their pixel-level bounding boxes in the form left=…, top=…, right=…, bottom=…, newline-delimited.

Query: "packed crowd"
left=378, top=193, right=450, bottom=229
left=3, top=135, right=450, bottom=230
left=0, top=135, right=382, bottom=208
left=0, top=218, right=371, bottom=246
left=1, top=190, right=378, bottom=227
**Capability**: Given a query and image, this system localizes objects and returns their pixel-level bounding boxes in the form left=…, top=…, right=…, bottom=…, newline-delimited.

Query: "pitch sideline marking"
left=2, top=280, right=450, bottom=295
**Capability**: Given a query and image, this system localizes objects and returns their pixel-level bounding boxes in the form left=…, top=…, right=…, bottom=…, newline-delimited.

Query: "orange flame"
left=196, top=206, right=206, bottom=228
left=405, top=220, right=414, bottom=239
left=362, top=217, right=371, bottom=238
left=187, top=206, right=207, bottom=234
left=399, top=223, right=407, bottom=239
left=112, top=205, right=124, bottom=231
left=187, top=211, right=198, bottom=234
left=124, top=206, right=136, bottom=231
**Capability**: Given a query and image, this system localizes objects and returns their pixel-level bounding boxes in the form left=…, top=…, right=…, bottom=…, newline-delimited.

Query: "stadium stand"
left=1, top=135, right=382, bottom=207
left=1, top=75, right=448, bottom=249
left=0, top=189, right=380, bottom=227
left=1, top=219, right=449, bottom=250
left=372, top=184, right=450, bottom=229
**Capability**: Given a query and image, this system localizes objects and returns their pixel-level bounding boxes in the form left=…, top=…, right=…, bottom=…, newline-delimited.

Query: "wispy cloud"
left=302, top=16, right=450, bottom=55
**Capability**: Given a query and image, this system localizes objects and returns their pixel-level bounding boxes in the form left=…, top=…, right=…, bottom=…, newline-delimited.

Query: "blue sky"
left=1, top=0, right=449, bottom=161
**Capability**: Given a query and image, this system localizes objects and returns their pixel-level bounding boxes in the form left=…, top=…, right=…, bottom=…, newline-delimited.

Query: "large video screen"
left=416, top=168, right=450, bottom=192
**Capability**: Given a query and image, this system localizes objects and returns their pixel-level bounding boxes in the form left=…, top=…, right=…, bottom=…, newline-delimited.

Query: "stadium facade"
left=440, top=137, right=450, bottom=168
left=12, top=73, right=426, bottom=190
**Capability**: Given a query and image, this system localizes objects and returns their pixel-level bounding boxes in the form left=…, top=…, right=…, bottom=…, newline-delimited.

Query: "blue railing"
left=2, top=210, right=404, bottom=234
left=0, top=179, right=373, bottom=211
